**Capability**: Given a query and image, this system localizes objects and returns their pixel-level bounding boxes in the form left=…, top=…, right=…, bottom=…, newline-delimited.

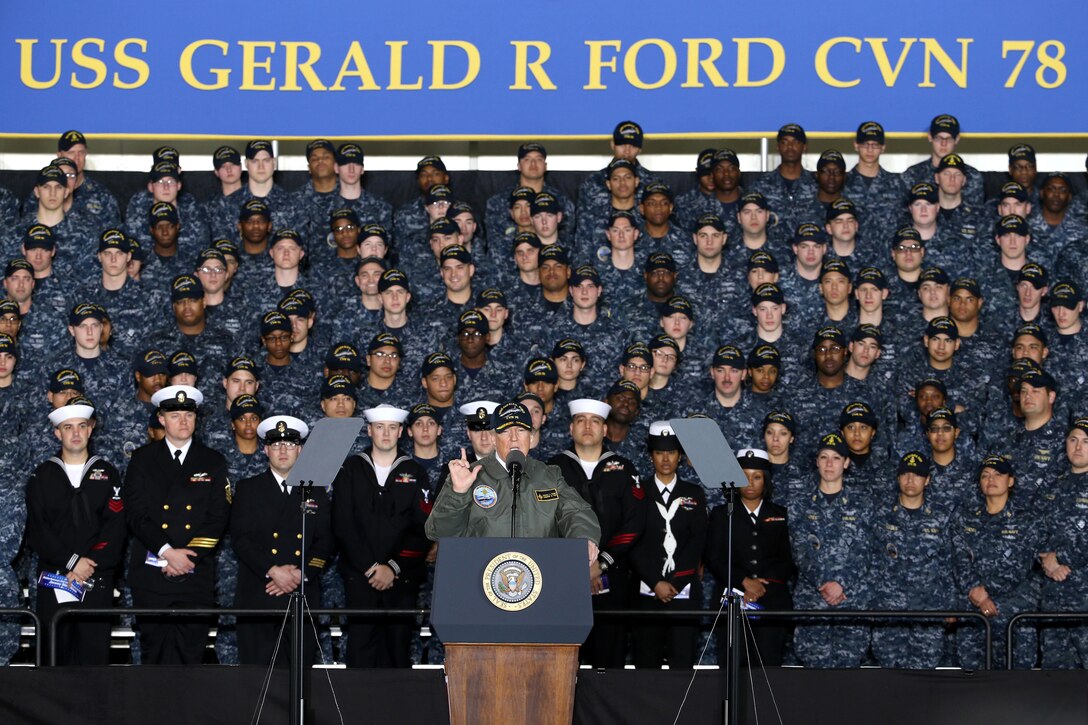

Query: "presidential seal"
left=482, top=551, right=542, bottom=611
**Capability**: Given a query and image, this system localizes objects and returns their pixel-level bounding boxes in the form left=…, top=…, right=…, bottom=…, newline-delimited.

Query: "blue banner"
left=0, top=1, right=1084, bottom=138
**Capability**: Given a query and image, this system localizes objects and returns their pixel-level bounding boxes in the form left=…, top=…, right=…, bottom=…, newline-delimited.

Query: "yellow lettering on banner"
left=734, top=38, right=785, bottom=87
left=329, top=41, right=380, bottom=91
left=17, top=38, right=66, bottom=89
left=584, top=40, right=622, bottom=89
left=70, top=38, right=107, bottom=89
left=920, top=38, right=971, bottom=88
left=866, top=38, right=916, bottom=87
left=281, top=41, right=326, bottom=91
left=429, top=41, right=480, bottom=90
left=623, top=39, right=676, bottom=90
left=387, top=41, right=423, bottom=90
left=113, top=38, right=149, bottom=89
left=814, top=37, right=861, bottom=88
left=179, top=39, right=230, bottom=90
left=239, top=41, right=276, bottom=91
left=509, top=41, right=556, bottom=90
left=681, top=39, right=728, bottom=88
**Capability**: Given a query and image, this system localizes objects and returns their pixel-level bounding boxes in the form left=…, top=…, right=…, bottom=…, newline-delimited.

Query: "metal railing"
left=594, top=608, right=994, bottom=670
left=49, top=607, right=429, bottom=666
left=49, top=606, right=992, bottom=669
left=0, top=609, right=43, bottom=667
left=1005, top=611, right=1088, bottom=669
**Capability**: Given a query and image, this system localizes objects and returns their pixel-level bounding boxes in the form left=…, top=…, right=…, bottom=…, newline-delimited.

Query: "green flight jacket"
left=425, top=452, right=601, bottom=544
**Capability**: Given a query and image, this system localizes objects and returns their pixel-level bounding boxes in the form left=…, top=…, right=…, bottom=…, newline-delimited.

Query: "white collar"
left=166, top=438, right=193, bottom=462
left=654, top=475, right=676, bottom=495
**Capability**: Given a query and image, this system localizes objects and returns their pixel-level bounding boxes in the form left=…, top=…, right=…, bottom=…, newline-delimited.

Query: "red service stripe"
left=91, top=542, right=108, bottom=550
left=397, top=550, right=425, bottom=557
left=108, top=500, right=124, bottom=512
left=606, top=534, right=636, bottom=546
left=673, top=569, right=694, bottom=577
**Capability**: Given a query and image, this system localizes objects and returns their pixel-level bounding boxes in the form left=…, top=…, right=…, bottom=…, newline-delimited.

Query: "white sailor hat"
left=568, top=398, right=611, bottom=420
left=257, top=415, right=309, bottom=443
left=48, top=400, right=96, bottom=427
left=363, top=404, right=409, bottom=424
left=151, top=384, right=203, bottom=411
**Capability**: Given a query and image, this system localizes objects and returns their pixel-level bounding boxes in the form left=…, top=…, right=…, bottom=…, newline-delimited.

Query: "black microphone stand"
left=722, top=479, right=742, bottom=725
left=509, top=463, right=521, bottom=538
left=290, top=479, right=315, bottom=725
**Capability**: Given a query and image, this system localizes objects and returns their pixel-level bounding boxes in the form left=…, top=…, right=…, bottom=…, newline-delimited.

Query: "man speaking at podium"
left=425, top=401, right=600, bottom=562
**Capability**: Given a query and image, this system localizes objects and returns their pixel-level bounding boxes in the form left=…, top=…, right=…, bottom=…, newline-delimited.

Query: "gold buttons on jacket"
left=271, top=549, right=278, bottom=555
left=163, top=505, right=169, bottom=510
left=185, top=524, right=191, bottom=530
left=162, top=523, right=169, bottom=529
left=294, top=550, right=301, bottom=556
left=186, top=505, right=192, bottom=511
left=273, top=532, right=279, bottom=539
left=296, top=534, right=302, bottom=540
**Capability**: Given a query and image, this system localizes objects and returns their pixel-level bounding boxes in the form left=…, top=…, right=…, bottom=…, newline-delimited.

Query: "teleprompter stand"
left=285, top=417, right=364, bottom=725
left=669, top=417, right=749, bottom=725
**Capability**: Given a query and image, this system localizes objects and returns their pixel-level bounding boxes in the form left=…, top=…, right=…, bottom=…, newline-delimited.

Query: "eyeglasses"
left=264, top=333, right=292, bottom=343
left=372, top=350, right=400, bottom=359
left=815, top=345, right=844, bottom=354
left=198, top=266, right=226, bottom=275
left=333, top=224, right=357, bottom=233
left=153, top=179, right=178, bottom=187
left=894, top=244, right=923, bottom=253
left=62, top=172, right=77, bottom=179
left=928, top=425, right=955, bottom=434
left=268, top=441, right=299, bottom=449
left=652, top=351, right=677, bottom=362
left=624, top=363, right=651, bottom=372
left=0, top=316, right=19, bottom=323
left=459, top=330, right=484, bottom=338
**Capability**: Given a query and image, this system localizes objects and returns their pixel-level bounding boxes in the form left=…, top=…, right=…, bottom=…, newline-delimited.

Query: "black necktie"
left=173, top=449, right=183, bottom=467
left=661, top=488, right=670, bottom=504
left=282, top=483, right=290, bottom=496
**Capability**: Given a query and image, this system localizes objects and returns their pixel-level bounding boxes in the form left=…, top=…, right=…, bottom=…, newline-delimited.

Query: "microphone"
left=506, top=449, right=526, bottom=484
left=506, top=449, right=526, bottom=538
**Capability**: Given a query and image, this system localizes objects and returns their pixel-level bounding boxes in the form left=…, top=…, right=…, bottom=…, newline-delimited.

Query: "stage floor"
left=0, top=666, right=1084, bottom=724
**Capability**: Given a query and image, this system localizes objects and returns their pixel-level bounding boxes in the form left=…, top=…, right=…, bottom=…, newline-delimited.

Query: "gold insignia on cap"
left=277, top=421, right=286, bottom=433
left=476, top=407, right=488, bottom=420
left=176, top=391, right=186, bottom=403
left=905, top=453, right=923, bottom=466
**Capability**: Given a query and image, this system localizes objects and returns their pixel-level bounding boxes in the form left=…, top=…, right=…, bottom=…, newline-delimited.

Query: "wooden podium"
left=431, top=538, right=593, bottom=725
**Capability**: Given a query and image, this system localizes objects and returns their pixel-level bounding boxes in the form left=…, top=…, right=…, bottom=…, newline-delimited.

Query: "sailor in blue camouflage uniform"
left=329, top=143, right=393, bottom=236
left=4, top=258, right=67, bottom=369
left=289, top=140, right=339, bottom=245
left=870, top=452, right=955, bottom=669
left=577, top=121, right=661, bottom=239
left=618, top=251, right=678, bottom=338
left=952, top=454, right=1041, bottom=670
left=46, top=130, right=121, bottom=227
left=577, top=160, right=644, bottom=255
left=762, top=411, right=806, bottom=515
left=901, top=115, right=986, bottom=208
left=372, top=268, right=442, bottom=370
left=146, top=274, right=232, bottom=383
left=845, top=121, right=905, bottom=246
left=1038, top=418, right=1088, bottom=668
left=752, top=124, right=819, bottom=235
left=485, top=143, right=576, bottom=253
left=675, top=213, right=742, bottom=328
left=824, top=198, right=884, bottom=274
left=639, top=182, right=695, bottom=270
left=1009, top=368, right=1067, bottom=505
left=138, top=202, right=198, bottom=293
left=125, top=162, right=209, bottom=256
left=921, top=407, right=978, bottom=510
left=47, top=303, right=129, bottom=407
left=791, top=433, right=873, bottom=668
left=394, top=156, right=450, bottom=250
left=72, top=230, right=156, bottom=358
left=201, top=146, right=245, bottom=243
left=777, top=223, right=828, bottom=325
